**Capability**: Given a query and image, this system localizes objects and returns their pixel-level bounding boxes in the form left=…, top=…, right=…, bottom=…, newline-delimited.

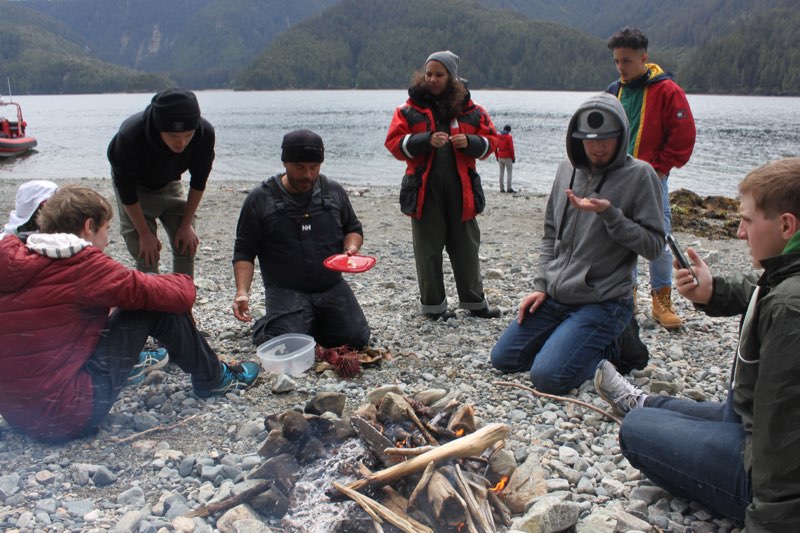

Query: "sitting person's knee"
left=530, top=368, right=574, bottom=395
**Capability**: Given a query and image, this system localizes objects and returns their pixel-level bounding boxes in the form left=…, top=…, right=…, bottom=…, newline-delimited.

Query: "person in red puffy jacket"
left=495, top=124, right=516, bottom=193
left=0, top=186, right=259, bottom=442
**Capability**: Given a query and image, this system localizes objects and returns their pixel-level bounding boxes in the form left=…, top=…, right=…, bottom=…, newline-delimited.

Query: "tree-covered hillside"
left=235, top=0, right=618, bottom=90
left=681, top=8, right=800, bottom=95
left=0, top=2, right=172, bottom=94
left=21, top=0, right=339, bottom=88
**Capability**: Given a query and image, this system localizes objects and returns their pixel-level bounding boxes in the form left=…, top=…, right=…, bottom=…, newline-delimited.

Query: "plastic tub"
left=257, top=333, right=316, bottom=376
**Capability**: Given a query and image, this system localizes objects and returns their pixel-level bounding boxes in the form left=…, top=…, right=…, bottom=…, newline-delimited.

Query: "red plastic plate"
left=323, top=253, right=377, bottom=273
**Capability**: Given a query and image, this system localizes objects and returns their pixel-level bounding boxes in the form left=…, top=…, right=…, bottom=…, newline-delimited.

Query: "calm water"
left=2, top=90, right=799, bottom=197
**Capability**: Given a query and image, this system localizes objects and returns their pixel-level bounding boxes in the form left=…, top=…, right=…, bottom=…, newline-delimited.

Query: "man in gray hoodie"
left=491, top=93, right=665, bottom=394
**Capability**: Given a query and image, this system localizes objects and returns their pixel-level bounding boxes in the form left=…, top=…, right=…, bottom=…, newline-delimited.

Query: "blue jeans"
left=634, top=176, right=672, bottom=290
left=490, top=297, right=631, bottom=394
left=620, top=394, right=751, bottom=523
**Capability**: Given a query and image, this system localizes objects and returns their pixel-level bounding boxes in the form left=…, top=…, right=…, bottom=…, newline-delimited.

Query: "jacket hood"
left=566, top=93, right=630, bottom=172
left=0, top=234, right=90, bottom=292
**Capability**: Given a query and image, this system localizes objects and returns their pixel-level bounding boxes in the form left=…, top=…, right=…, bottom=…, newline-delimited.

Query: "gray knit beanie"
left=426, top=50, right=460, bottom=79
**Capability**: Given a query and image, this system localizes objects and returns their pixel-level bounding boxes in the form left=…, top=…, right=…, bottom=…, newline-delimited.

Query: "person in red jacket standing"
left=495, top=124, right=516, bottom=193
left=386, top=50, right=501, bottom=321
left=607, top=27, right=696, bottom=330
left=0, top=186, right=259, bottom=442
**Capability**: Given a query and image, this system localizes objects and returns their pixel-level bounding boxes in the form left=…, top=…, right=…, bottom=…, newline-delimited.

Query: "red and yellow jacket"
left=607, top=63, right=696, bottom=176
left=385, top=91, right=498, bottom=222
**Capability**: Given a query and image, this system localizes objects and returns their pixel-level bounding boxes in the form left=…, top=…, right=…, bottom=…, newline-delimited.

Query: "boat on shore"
left=0, top=97, right=37, bottom=158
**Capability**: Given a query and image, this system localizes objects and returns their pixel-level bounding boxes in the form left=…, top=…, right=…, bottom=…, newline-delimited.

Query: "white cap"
left=3, top=180, right=59, bottom=235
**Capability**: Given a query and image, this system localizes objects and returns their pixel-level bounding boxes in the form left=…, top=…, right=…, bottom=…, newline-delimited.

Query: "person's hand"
left=518, top=291, right=547, bottom=324
left=430, top=131, right=449, bottom=148
left=512, top=159, right=516, bottom=164
left=566, top=189, right=610, bottom=213
left=674, top=247, right=713, bottom=305
left=173, top=224, right=199, bottom=256
left=344, top=245, right=359, bottom=256
left=449, top=133, right=468, bottom=149
left=138, top=231, right=162, bottom=267
left=232, top=293, right=252, bottom=322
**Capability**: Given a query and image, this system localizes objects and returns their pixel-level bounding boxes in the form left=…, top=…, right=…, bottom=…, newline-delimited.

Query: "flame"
left=395, top=439, right=405, bottom=448
left=456, top=522, right=465, bottom=532
left=455, top=428, right=465, bottom=437
left=490, top=476, right=509, bottom=493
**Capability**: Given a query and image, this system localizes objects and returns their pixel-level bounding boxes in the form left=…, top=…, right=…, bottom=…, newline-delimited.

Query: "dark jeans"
left=491, top=297, right=631, bottom=394
left=620, top=393, right=750, bottom=523
left=252, top=280, right=371, bottom=349
left=82, top=309, right=222, bottom=434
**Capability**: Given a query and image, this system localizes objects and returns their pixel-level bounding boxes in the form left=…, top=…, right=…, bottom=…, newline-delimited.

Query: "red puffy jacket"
left=385, top=94, right=498, bottom=222
left=0, top=235, right=195, bottom=440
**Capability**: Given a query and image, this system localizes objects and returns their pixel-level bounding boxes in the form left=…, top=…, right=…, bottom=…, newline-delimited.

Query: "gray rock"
left=117, top=486, right=146, bottom=507
left=511, top=496, right=580, bottom=533
left=271, top=374, right=297, bottom=394
left=304, top=392, right=346, bottom=416
left=92, top=465, right=118, bottom=486
left=111, top=510, right=144, bottom=533
left=0, top=473, right=20, bottom=500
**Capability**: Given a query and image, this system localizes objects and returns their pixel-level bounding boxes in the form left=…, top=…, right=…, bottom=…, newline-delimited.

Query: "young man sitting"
left=0, top=186, right=259, bottom=442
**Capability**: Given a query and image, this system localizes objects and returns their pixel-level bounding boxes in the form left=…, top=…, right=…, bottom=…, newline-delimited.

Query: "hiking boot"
left=507, top=188, right=516, bottom=194
left=652, top=287, right=682, bottom=329
left=426, top=309, right=457, bottom=321
left=128, top=348, right=169, bottom=384
left=470, top=306, right=501, bottom=319
left=594, top=360, right=646, bottom=416
left=195, top=361, right=261, bottom=398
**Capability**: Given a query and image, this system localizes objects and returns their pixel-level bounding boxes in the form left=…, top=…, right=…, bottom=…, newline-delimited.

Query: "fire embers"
left=338, top=390, right=516, bottom=532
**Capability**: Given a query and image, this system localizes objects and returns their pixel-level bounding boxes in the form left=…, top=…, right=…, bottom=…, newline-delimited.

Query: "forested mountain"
left=2, top=0, right=798, bottom=94
left=0, top=2, right=171, bottom=94
left=484, top=0, right=797, bottom=51
left=681, top=8, right=800, bottom=95
left=20, top=0, right=338, bottom=88
left=235, top=0, right=617, bottom=90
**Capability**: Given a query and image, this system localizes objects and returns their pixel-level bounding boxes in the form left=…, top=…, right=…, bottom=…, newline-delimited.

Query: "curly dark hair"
left=607, top=27, right=648, bottom=51
left=409, top=70, right=468, bottom=121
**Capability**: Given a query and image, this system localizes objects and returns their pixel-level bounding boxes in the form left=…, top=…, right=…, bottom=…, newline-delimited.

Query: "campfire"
left=186, top=389, right=516, bottom=532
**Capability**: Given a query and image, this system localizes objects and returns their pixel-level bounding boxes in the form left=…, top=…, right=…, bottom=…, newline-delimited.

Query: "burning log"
left=343, top=422, right=510, bottom=493
left=446, top=404, right=477, bottom=435
left=425, top=470, right=468, bottom=527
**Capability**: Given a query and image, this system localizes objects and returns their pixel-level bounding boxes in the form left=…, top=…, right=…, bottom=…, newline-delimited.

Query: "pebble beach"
left=0, top=176, right=754, bottom=532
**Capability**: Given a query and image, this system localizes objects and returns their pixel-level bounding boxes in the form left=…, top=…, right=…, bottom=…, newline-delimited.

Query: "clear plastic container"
left=257, top=333, right=316, bottom=376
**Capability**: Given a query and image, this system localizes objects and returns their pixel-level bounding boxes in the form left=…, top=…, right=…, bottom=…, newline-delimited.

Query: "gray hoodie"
left=534, top=93, right=665, bottom=304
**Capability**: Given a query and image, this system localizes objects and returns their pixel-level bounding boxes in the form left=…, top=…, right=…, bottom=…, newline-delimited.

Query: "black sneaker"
left=507, top=188, right=517, bottom=194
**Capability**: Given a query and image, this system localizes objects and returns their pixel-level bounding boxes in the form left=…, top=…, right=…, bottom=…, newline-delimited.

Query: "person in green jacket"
left=595, top=157, right=800, bottom=530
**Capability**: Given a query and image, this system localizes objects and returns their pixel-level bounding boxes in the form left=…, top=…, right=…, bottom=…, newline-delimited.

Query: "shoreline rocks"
left=0, top=178, right=751, bottom=532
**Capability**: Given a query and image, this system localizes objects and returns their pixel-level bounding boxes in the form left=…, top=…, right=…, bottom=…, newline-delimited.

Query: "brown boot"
left=652, top=287, right=682, bottom=329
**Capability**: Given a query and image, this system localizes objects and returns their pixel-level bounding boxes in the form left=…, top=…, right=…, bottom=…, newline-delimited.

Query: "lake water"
left=2, top=90, right=799, bottom=197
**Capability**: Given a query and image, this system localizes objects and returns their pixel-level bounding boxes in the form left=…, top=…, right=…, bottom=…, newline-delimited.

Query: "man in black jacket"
left=108, top=88, right=215, bottom=277
left=232, top=130, right=370, bottom=349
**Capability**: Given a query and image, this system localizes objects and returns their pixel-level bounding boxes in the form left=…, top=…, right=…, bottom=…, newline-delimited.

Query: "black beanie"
left=151, top=88, right=201, bottom=132
left=281, top=129, right=324, bottom=163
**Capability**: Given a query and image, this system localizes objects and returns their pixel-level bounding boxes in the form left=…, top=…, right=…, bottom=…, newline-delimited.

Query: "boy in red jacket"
left=0, top=186, right=259, bottom=442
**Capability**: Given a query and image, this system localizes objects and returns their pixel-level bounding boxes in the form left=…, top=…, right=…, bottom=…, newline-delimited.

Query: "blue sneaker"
left=128, top=348, right=169, bottom=384
left=195, top=361, right=260, bottom=398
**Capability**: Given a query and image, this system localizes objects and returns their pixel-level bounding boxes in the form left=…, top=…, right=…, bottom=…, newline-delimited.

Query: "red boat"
left=0, top=98, right=37, bottom=158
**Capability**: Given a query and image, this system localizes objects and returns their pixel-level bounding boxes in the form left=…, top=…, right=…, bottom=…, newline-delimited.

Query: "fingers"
left=232, top=295, right=252, bottom=322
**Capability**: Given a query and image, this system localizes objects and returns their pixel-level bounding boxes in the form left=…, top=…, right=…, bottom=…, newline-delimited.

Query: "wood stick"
left=183, top=479, right=268, bottom=518
left=428, top=398, right=460, bottom=427
left=494, top=381, right=622, bottom=424
left=333, top=481, right=434, bottom=533
left=487, top=489, right=513, bottom=527
left=385, top=445, right=436, bottom=457
left=453, top=464, right=494, bottom=533
left=407, top=461, right=436, bottom=508
left=405, top=406, right=439, bottom=446
left=426, top=470, right=467, bottom=526
left=343, top=423, right=510, bottom=493
left=110, top=413, right=201, bottom=444
left=359, top=463, right=434, bottom=533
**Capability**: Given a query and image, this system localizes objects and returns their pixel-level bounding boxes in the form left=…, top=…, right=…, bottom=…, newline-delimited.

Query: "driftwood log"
left=426, top=470, right=466, bottom=526
left=343, top=423, right=511, bottom=493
